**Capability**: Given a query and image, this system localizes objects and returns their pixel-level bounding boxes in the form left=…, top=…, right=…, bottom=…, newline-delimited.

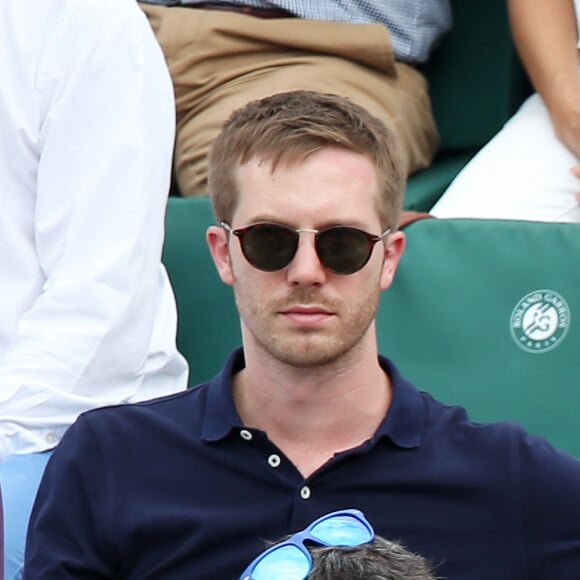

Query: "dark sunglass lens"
left=317, top=228, right=372, bottom=274
left=242, top=224, right=298, bottom=272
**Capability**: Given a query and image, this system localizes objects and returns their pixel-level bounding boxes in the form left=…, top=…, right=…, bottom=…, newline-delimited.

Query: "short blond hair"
left=208, top=90, right=405, bottom=231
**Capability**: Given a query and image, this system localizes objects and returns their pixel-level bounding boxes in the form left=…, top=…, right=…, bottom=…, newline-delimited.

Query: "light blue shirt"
left=140, top=0, right=452, bottom=63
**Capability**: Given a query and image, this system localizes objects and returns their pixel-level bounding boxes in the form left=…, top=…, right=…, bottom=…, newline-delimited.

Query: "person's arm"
left=0, top=0, right=179, bottom=451
left=509, top=0, right=580, bottom=159
left=23, top=415, right=114, bottom=578
left=519, top=433, right=580, bottom=576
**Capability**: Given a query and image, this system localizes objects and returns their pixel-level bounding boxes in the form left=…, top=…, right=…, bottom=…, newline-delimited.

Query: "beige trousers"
left=140, top=4, right=439, bottom=197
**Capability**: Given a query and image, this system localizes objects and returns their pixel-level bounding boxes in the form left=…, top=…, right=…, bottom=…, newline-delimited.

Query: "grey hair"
left=308, top=536, right=437, bottom=580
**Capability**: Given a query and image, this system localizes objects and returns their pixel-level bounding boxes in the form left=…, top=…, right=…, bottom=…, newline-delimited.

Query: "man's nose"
left=285, top=233, right=327, bottom=286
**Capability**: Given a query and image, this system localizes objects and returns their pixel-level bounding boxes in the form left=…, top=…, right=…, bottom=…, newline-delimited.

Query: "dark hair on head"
left=308, top=536, right=438, bottom=580
left=208, top=90, right=405, bottom=231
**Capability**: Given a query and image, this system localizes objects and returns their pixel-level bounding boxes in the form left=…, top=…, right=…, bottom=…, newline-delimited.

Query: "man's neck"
left=232, top=346, right=392, bottom=478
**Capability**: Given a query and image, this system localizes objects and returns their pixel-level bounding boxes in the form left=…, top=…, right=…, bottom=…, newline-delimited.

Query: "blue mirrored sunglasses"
left=239, top=509, right=375, bottom=580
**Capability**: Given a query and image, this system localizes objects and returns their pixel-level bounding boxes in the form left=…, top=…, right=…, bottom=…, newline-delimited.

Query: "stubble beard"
left=234, top=279, right=380, bottom=369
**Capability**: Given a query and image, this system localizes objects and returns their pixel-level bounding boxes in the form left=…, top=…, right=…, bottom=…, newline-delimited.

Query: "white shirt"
left=576, top=0, right=580, bottom=48
left=0, top=0, right=189, bottom=459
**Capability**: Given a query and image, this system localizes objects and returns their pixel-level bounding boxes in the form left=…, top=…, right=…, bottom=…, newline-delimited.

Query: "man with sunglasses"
left=25, top=91, right=580, bottom=579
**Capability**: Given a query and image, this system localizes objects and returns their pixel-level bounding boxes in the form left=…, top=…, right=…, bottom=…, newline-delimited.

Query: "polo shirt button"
left=300, top=486, right=311, bottom=500
left=240, top=429, right=253, bottom=441
left=45, top=432, right=57, bottom=444
left=267, top=454, right=281, bottom=468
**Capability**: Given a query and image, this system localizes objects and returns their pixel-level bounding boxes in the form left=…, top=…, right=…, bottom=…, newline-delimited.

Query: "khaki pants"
left=140, top=4, right=439, bottom=197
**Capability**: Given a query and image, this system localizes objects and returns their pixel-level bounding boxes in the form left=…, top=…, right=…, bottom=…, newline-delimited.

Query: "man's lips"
left=279, top=305, right=335, bottom=326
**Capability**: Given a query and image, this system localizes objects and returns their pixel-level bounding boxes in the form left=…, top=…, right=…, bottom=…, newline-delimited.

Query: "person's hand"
left=570, top=165, right=580, bottom=202
left=549, top=89, right=580, bottom=203
left=554, top=121, right=580, bottom=203
left=551, top=93, right=580, bottom=157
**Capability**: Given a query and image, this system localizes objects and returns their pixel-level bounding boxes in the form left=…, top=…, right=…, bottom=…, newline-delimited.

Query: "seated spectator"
left=0, top=0, right=188, bottom=578
left=138, top=0, right=451, bottom=197
left=240, top=508, right=436, bottom=580
left=24, top=91, right=580, bottom=579
left=431, top=0, right=580, bottom=222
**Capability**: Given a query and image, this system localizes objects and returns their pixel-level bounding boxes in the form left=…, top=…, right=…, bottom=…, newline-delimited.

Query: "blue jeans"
left=1, top=452, right=52, bottom=580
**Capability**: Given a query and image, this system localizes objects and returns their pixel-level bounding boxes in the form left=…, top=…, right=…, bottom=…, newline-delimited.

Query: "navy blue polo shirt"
left=25, top=349, right=580, bottom=579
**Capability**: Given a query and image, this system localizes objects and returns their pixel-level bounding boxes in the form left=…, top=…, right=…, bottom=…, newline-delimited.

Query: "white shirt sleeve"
left=575, top=0, right=580, bottom=48
left=0, top=0, right=188, bottom=457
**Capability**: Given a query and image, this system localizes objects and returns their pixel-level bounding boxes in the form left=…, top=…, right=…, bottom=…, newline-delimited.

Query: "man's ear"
left=206, top=225, right=234, bottom=286
left=379, top=230, right=405, bottom=291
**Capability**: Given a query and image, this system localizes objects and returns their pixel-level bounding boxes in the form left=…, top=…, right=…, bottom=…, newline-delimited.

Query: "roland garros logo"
left=510, top=290, right=571, bottom=353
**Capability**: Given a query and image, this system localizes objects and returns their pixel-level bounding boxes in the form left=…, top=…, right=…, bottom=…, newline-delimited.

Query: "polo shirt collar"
left=202, top=348, right=426, bottom=449
left=202, top=348, right=246, bottom=441
left=374, top=356, right=425, bottom=449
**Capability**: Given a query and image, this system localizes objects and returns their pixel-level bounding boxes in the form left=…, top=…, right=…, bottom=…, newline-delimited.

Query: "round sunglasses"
left=239, top=508, right=375, bottom=580
left=221, top=222, right=390, bottom=275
